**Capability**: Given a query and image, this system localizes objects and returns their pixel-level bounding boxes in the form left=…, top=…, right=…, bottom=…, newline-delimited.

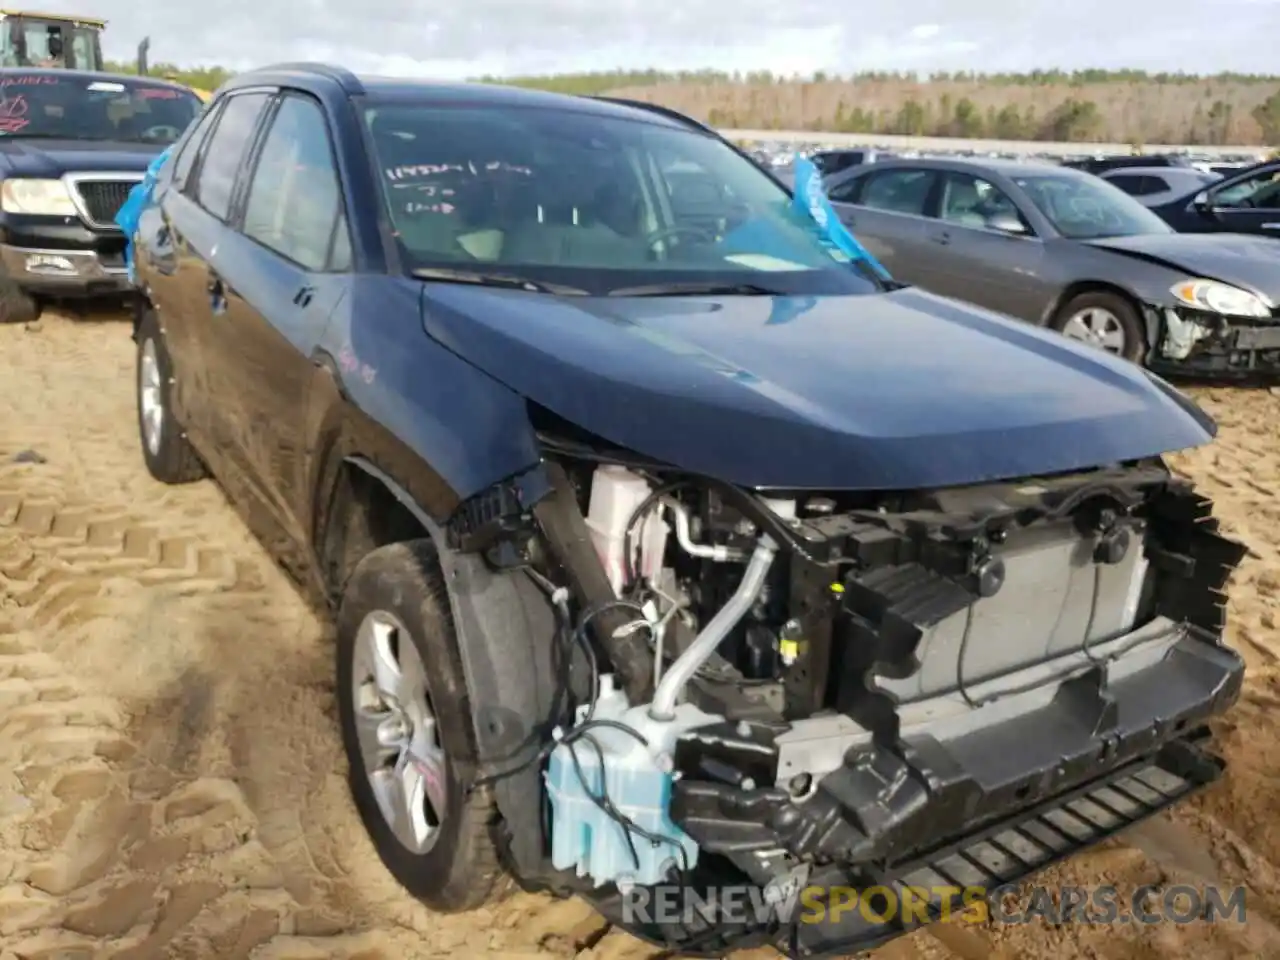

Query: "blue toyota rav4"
left=130, top=63, right=1246, bottom=957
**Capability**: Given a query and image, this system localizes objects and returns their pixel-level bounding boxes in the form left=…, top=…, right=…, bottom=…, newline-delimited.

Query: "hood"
left=419, top=284, right=1215, bottom=490
left=1084, top=232, right=1280, bottom=303
left=0, top=138, right=162, bottom=178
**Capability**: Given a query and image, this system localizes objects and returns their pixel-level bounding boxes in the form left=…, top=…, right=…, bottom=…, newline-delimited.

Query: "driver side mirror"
left=1191, top=190, right=1217, bottom=217
left=988, top=213, right=1029, bottom=236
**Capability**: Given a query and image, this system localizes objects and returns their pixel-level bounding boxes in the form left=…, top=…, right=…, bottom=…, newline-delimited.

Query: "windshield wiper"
left=411, top=267, right=587, bottom=296
left=606, top=281, right=782, bottom=297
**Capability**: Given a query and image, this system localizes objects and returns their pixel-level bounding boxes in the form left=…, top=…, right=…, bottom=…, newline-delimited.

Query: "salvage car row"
left=0, top=60, right=1263, bottom=958
left=822, top=156, right=1280, bottom=376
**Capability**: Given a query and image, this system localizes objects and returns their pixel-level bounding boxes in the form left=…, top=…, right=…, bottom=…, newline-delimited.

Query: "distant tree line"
left=104, top=63, right=1280, bottom=145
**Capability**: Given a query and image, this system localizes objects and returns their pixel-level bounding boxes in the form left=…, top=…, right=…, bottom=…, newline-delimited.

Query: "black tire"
left=136, top=309, right=206, bottom=483
left=1050, top=290, right=1146, bottom=364
left=336, top=540, right=507, bottom=912
left=0, top=276, right=40, bottom=325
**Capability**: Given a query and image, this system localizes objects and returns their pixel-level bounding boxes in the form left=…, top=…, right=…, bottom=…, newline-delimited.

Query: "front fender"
left=332, top=277, right=542, bottom=517
left=341, top=455, right=560, bottom=873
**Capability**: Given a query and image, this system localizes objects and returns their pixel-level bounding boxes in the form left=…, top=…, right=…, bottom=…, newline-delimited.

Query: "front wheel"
left=0, top=275, right=40, bottom=325
left=1050, top=291, right=1146, bottom=363
left=135, top=309, right=206, bottom=483
left=335, top=540, right=508, bottom=912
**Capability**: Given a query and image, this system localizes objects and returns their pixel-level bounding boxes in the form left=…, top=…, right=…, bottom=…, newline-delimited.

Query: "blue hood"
left=419, top=284, right=1215, bottom=490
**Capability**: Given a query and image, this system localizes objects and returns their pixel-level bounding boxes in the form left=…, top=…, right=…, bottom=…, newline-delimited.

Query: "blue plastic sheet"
left=789, top=154, right=891, bottom=281
left=115, top=144, right=173, bottom=285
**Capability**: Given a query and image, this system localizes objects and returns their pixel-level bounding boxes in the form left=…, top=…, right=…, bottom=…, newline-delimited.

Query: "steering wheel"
left=644, top=223, right=718, bottom=253
left=140, top=124, right=181, bottom=141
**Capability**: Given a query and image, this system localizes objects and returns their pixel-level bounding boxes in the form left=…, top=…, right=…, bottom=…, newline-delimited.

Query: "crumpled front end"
left=1147, top=302, right=1280, bottom=378
left=499, top=448, right=1247, bottom=958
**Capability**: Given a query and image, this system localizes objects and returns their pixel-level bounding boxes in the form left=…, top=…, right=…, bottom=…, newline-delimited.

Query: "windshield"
left=0, top=73, right=200, bottom=144
left=362, top=100, right=883, bottom=296
left=1011, top=172, right=1174, bottom=240
left=0, top=20, right=101, bottom=70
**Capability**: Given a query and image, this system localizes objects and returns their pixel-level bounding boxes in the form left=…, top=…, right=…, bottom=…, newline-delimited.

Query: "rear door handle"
left=292, top=284, right=315, bottom=308
left=931, top=231, right=952, bottom=245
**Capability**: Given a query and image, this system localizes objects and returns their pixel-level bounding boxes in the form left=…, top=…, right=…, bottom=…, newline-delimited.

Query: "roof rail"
left=248, top=62, right=363, bottom=94
left=587, top=96, right=717, bottom=135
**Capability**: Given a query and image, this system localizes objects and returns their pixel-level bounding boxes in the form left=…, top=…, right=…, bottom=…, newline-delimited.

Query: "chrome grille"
left=71, top=179, right=137, bottom=229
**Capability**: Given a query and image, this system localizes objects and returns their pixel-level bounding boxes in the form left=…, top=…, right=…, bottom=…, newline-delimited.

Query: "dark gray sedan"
left=823, top=157, right=1280, bottom=378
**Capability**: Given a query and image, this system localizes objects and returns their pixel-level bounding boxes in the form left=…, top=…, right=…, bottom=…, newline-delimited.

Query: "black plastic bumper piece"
left=601, top=627, right=1241, bottom=958
left=594, top=737, right=1224, bottom=959
left=671, top=627, right=1241, bottom=870
left=787, top=738, right=1222, bottom=958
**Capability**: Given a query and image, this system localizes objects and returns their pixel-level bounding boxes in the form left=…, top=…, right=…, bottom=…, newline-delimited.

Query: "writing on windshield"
left=0, top=75, right=199, bottom=143
left=363, top=102, right=886, bottom=297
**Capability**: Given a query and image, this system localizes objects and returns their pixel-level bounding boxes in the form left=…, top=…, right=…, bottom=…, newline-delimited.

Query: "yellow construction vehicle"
left=0, top=10, right=104, bottom=69
left=0, top=10, right=149, bottom=74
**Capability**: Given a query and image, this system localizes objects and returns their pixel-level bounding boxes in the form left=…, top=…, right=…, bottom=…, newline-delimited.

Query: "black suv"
left=1059, top=153, right=1193, bottom=175
left=0, top=67, right=201, bottom=322
left=129, top=63, right=1245, bottom=958
left=1147, top=159, right=1280, bottom=237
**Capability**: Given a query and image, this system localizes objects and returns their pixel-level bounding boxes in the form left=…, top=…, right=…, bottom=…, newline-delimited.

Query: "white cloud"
left=33, top=0, right=1274, bottom=79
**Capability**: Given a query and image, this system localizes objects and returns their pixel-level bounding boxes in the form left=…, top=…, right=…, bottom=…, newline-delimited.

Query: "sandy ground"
left=0, top=311, right=1278, bottom=960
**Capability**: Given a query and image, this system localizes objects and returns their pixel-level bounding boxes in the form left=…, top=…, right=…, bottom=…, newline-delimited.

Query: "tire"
left=0, top=275, right=40, bottom=324
left=136, top=308, right=206, bottom=483
left=336, top=539, right=507, bottom=912
left=1050, top=290, right=1146, bottom=364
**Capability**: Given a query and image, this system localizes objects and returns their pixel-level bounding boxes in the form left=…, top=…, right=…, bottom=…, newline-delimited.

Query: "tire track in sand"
left=0, top=314, right=625, bottom=960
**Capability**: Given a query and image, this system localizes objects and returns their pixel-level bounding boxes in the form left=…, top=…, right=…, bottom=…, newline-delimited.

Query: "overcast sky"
left=49, top=0, right=1280, bottom=79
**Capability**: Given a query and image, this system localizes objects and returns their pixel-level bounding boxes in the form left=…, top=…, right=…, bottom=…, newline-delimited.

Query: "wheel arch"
left=1042, top=280, right=1161, bottom=352
left=326, top=453, right=559, bottom=875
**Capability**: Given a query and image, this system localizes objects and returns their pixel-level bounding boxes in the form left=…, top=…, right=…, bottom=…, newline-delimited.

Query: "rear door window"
left=171, top=101, right=223, bottom=192
left=194, top=92, right=270, bottom=222
left=241, top=93, right=348, bottom=271
left=858, top=169, right=938, bottom=216
left=1106, top=174, right=1144, bottom=195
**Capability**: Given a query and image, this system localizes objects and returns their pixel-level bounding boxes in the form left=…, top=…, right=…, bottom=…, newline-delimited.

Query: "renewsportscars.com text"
left=621, top=883, right=1247, bottom=927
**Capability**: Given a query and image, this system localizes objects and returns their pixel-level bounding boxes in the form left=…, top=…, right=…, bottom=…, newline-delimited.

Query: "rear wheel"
left=136, top=309, right=206, bottom=483
left=1051, top=291, right=1145, bottom=363
left=336, top=540, right=507, bottom=912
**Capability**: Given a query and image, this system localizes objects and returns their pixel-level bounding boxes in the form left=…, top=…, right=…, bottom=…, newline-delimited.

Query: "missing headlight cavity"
left=1161, top=308, right=1220, bottom=360
left=444, top=431, right=1246, bottom=957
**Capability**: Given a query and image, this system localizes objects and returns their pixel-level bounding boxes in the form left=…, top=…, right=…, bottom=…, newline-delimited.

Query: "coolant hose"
left=648, top=534, right=778, bottom=721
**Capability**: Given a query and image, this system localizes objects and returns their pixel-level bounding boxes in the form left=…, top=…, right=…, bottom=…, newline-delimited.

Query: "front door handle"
left=292, top=284, right=315, bottom=308
left=931, top=231, right=952, bottom=245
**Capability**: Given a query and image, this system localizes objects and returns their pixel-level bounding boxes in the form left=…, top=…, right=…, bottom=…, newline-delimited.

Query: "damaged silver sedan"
left=823, top=156, right=1280, bottom=379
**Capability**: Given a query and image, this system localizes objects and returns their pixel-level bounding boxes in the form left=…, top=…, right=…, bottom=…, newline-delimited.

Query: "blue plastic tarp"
left=115, top=144, right=173, bottom=285
left=788, top=154, right=891, bottom=281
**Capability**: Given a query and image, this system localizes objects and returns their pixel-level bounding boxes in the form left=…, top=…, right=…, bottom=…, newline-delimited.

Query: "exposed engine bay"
left=447, top=439, right=1246, bottom=957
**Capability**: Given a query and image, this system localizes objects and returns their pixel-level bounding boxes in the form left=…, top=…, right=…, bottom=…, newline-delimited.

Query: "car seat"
left=943, top=179, right=988, bottom=228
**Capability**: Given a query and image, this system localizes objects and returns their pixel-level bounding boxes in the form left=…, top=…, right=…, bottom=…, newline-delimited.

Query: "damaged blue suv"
left=130, top=63, right=1246, bottom=958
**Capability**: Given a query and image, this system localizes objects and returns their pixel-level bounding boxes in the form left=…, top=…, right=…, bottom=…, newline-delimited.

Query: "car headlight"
left=0, top=178, right=77, bottom=216
left=1170, top=278, right=1271, bottom=319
